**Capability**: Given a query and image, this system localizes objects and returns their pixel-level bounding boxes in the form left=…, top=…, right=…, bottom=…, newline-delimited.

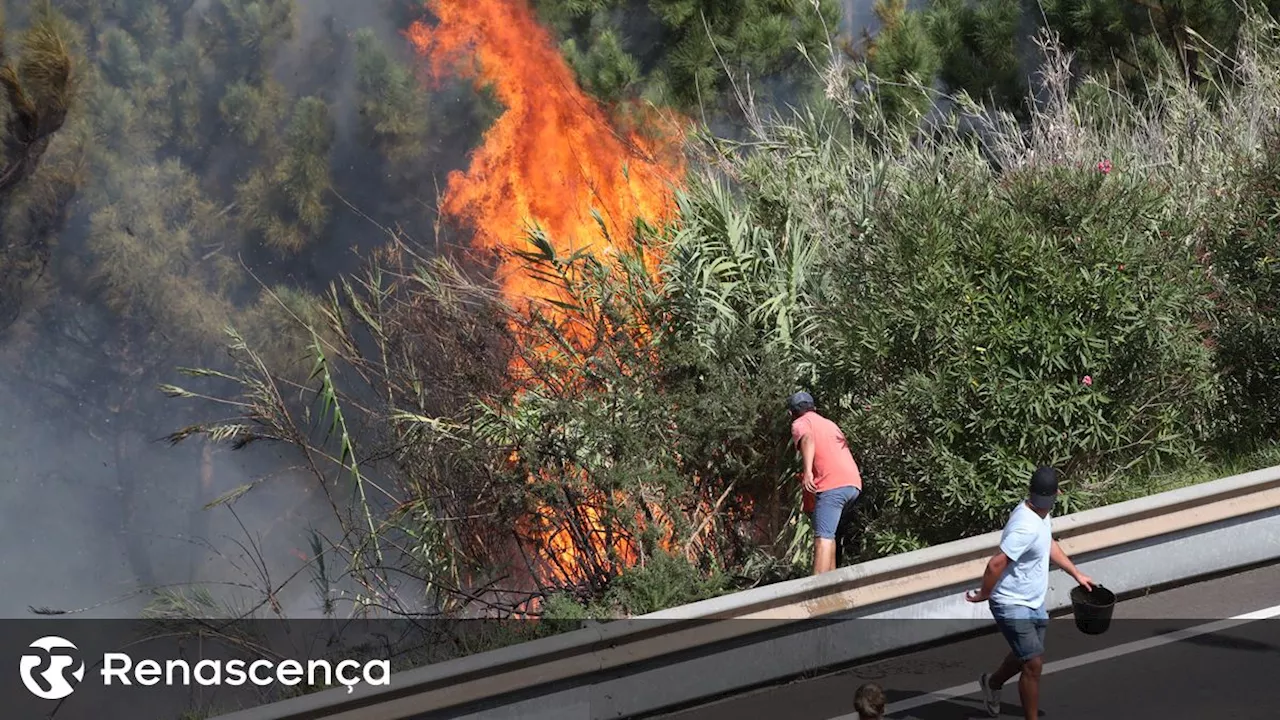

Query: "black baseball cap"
left=787, top=391, right=815, bottom=413
left=1029, top=466, right=1060, bottom=510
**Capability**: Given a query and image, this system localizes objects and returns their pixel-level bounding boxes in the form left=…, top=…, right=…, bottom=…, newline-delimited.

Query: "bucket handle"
left=1076, top=582, right=1113, bottom=604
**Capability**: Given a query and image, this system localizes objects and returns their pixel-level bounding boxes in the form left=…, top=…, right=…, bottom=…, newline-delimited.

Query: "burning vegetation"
left=407, top=0, right=690, bottom=600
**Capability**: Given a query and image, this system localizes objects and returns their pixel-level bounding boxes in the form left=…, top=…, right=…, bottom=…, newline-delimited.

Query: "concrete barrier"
left=212, top=465, right=1280, bottom=720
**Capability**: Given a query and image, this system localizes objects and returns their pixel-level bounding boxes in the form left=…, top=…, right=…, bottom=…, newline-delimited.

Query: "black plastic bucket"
left=1070, top=584, right=1116, bottom=635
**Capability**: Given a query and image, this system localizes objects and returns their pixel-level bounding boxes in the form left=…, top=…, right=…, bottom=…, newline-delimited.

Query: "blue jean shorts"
left=811, top=485, right=860, bottom=539
left=990, top=601, right=1049, bottom=661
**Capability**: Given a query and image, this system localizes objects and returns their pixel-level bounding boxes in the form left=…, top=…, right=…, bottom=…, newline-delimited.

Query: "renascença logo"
left=18, top=635, right=390, bottom=699
left=20, top=636, right=86, bottom=700
left=101, top=654, right=390, bottom=694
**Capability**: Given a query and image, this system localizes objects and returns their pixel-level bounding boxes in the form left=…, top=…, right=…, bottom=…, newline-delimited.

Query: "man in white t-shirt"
left=965, top=466, right=1094, bottom=720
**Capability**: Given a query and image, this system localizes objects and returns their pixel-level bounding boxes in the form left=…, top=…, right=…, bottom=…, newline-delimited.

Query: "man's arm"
left=966, top=522, right=1033, bottom=603
left=1051, top=540, right=1095, bottom=590
left=966, top=550, right=1010, bottom=602
left=799, top=434, right=816, bottom=492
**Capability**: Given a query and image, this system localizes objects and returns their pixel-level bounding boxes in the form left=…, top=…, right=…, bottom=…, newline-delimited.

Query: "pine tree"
left=197, top=0, right=295, bottom=84
left=153, top=38, right=208, bottom=154
left=864, top=0, right=1280, bottom=121
left=863, top=0, right=942, bottom=122
left=219, top=78, right=287, bottom=149
left=85, top=158, right=238, bottom=348
left=1040, top=0, right=1252, bottom=85
left=532, top=0, right=840, bottom=112
left=114, top=0, right=171, bottom=61
left=649, top=0, right=842, bottom=109
left=353, top=28, right=429, bottom=171
left=560, top=22, right=641, bottom=105
left=99, top=27, right=152, bottom=90
left=927, top=0, right=1024, bottom=111
left=235, top=96, right=335, bottom=254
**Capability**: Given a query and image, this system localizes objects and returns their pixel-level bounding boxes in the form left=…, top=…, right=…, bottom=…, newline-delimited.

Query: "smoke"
left=0, top=0, right=440, bottom=620
left=0, top=370, right=341, bottom=618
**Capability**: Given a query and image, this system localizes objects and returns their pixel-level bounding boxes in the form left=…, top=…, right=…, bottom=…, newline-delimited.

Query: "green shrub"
left=601, top=550, right=732, bottom=615
left=1208, top=130, right=1280, bottom=450
left=817, top=160, right=1219, bottom=546
left=541, top=550, right=733, bottom=618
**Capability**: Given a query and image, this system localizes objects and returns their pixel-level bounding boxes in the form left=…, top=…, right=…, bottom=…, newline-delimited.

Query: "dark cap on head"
left=1029, top=466, right=1060, bottom=510
left=787, top=391, right=815, bottom=413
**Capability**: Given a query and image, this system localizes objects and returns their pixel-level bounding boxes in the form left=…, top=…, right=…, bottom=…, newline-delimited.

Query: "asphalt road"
left=653, top=561, right=1280, bottom=720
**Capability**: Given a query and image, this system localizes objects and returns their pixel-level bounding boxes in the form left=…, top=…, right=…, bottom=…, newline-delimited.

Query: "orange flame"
left=406, top=0, right=684, bottom=318
left=406, top=0, right=687, bottom=592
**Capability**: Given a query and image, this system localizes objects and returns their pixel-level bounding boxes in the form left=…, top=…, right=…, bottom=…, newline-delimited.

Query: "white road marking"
left=821, top=603, right=1280, bottom=720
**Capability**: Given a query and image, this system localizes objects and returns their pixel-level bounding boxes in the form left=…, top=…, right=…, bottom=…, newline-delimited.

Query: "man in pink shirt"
left=788, top=391, right=863, bottom=575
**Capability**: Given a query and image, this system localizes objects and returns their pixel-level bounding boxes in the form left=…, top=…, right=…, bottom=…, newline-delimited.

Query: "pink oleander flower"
left=1097, top=159, right=1112, bottom=174
left=1082, top=375, right=1094, bottom=387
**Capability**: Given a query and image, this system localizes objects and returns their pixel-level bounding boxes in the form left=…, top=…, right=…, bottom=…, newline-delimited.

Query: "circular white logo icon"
left=20, top=636, right=85, bottom=700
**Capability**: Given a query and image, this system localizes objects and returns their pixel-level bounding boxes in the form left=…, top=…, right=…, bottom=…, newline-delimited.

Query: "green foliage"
left=561, top=25, right=641, bottom=104
left=863, top=0, right=1025, bottom=121
left=866, top=0, right=943, bottom=120
left=236, top=96, right=334, bottom=254
left=1206, top=129, right=1280, bottom=449
left=153, top=39, right=207, bottom=152
left=652, top=0, right=841, bottom=109
left=534, top=0, right=840, bottom=111
left=236, top=285, right=332, bottom=377
left=51, top=0, right=108, bottom=36
left=820, top=162, right=1218, bottom=543
left=219, top=78, right=286, bottom=147
left=601, top=550, right=731, bottom=614
left=352, top=28, right=429, bottom=171
left=1040, top=0, right=1258, bottom=86
left=198, top=0, right=295, bottom=83
left=115, top=0, right=171, bottom=61
left=99, top=27, right=146, bottom=89
left=866, top=0, right=1280, bottom=118
left=143, top=0, right=1280, bottom=641
left=926, top=0, right=1023, bottom=110
left=88, top=79, right=160, bottom=160
left=0, top=2, right=82, bottom=329
left=661, top=168, right=833, bottom=380
left=457, top=231, right=799, bottom=593
left=542, top=551, right=732, bottom=617
left=84, top=158, right=238, bottom=348
left=647, top=15, right=1280, bottom=557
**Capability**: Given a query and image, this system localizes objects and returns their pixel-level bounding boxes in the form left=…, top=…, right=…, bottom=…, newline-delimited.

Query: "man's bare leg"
left=814, top=537, right=837, bottom=574
left=986, top=652, right=1041, bottom=720
left=1017, top=656, right=1042, bottom=720
left=988, top=651, right=1022, bottom=688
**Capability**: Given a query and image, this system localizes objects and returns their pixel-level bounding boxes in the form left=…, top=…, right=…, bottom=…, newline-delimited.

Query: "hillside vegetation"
left=5, top=0, right=1280, bottom=637
left=164, top=10, right=1280, bottom=628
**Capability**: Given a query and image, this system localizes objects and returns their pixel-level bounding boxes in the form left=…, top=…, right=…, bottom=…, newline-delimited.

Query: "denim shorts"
left=811, top=485, right=860, bottom=539
left=990, top=600, right=1049, bottom=661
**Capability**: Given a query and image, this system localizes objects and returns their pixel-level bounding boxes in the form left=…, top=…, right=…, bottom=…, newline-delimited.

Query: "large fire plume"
left=406, top=0, right=684, bottom=312
left=406, top=0, right=687, bottom=596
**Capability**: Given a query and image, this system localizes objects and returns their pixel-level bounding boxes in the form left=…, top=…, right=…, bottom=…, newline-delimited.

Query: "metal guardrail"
left=214, top=465, right=1280, bottom=720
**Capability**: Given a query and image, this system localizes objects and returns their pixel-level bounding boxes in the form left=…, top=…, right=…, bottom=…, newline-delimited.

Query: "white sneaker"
left=978, top=672, right=1001, bottom=717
